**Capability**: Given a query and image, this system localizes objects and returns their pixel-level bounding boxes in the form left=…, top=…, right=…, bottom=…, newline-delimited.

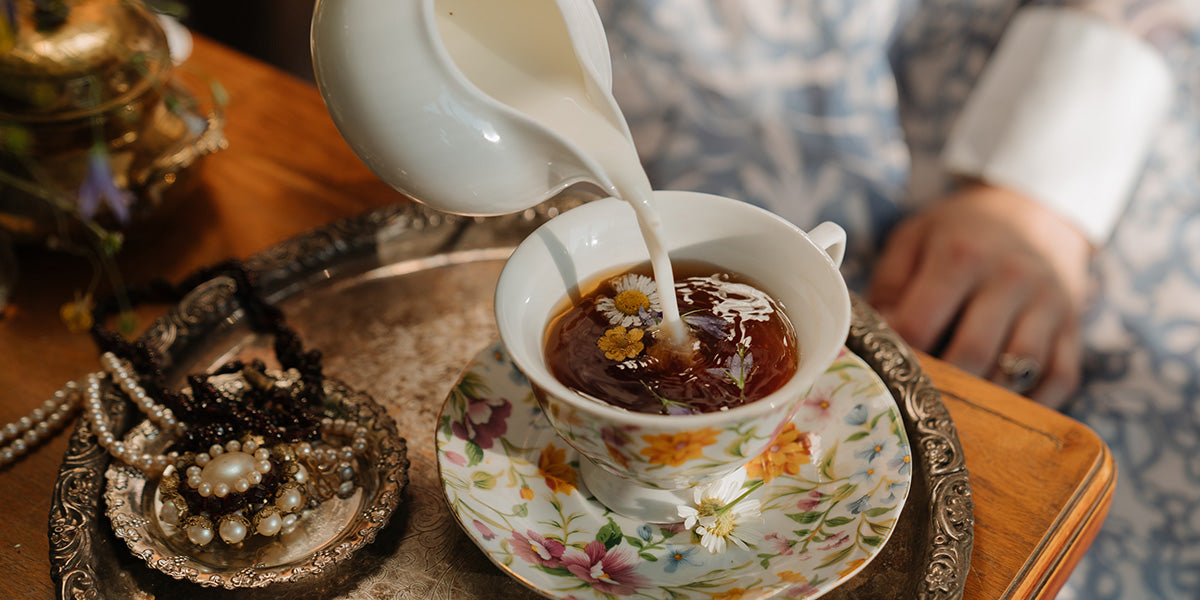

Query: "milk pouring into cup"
left=312, top=0, right=851, bottom=521
left=313, top=0, right=689, bottom=342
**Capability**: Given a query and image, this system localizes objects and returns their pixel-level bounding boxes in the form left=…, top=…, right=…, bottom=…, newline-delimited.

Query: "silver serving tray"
left=49, top=197, right=973, bottom=599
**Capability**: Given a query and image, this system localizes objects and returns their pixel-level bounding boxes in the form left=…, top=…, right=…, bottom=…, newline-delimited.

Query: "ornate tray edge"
left=847, top=298, right=975, bottom=599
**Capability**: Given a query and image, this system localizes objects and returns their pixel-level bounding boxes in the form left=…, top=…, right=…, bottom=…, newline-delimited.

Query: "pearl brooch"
left=160, top=435, right=315, bottom=548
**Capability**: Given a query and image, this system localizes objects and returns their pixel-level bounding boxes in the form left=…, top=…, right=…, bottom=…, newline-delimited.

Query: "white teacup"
left=495, top=191, right=850, bottom=522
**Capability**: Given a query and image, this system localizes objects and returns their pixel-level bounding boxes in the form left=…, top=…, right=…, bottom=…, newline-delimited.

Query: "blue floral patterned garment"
left=594, top=1, right=1200, bottom=598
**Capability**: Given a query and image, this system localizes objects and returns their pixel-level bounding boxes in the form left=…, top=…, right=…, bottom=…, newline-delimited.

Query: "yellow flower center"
left=708, top=512, right=736, bottom=538
left=613, top=289, right=650, bottom=315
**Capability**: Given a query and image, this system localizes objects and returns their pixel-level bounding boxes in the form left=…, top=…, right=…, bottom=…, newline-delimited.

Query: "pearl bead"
left=214, top=483, right=230, bottom=498
left=296, top=443, right=311, bottom=458
left=197, top=483, right=213, bottom=497
left=210, top=444, right=224, bottom=456
left=219, top=517, right=247, bottom=544
left=293, top=466, right=307, bottom=484
left=187, top=524, right=214, bottom=546
left=256, top=512, right=282, bottom=536
left=235, top=479, right=250, bottom=493
left=243, top=440, right=258, bottom=452
left=255, top=459, right=271, bottom=474
left=187, top=466, right=201, bottom=478
left=248, top=471, right=262, bottom=485
left=254, top=448, right=270, bottom=461
left=225, top=440, right=241, bottom=452
left=195, top=453, right=210, bottom=466
left=281, top=513, right=298, bottom=534
left=276, top=487, right=304, bottom=512
left=160, top=502, right=180, bottom=526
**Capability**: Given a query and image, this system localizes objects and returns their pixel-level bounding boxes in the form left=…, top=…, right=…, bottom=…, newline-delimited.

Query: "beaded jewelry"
left=0, top=260, right=372, bottom=547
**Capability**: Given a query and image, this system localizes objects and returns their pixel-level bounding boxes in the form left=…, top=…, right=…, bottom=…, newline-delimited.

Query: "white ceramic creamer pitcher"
left=311, top=0, right=633, bottom=216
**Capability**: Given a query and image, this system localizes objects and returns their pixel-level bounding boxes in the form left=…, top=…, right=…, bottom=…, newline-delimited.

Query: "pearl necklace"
left=0, top=380, right=83, bottom=467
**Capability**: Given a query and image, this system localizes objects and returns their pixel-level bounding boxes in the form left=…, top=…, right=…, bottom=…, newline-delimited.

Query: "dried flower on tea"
left=546, top=262, right=799, bottom=414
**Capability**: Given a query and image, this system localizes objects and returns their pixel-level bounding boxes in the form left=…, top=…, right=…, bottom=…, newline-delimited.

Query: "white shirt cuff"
left=941, top=7, right=1173, bottom=245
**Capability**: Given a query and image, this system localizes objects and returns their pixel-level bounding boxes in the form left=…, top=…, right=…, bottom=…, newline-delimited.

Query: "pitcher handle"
left=807, top=222, right=846, bottom=269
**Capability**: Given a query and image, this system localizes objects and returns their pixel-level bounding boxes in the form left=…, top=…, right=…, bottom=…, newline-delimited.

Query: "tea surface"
left=545, top=262, right=799, bottom=414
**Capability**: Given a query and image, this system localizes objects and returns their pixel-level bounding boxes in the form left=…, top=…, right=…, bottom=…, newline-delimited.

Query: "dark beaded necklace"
left=89, top=260, right=325, bottom=453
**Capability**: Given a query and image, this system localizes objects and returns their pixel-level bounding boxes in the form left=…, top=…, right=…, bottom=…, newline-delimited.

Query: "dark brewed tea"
left=544, top=261, right=799, bottom=415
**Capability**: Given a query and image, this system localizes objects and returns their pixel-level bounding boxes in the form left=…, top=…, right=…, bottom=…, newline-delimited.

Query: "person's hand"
left=867, top=183, right=1092, bottom=407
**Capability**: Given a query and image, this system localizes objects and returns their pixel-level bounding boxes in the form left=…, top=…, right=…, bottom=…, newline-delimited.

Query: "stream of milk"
left=435, top=0, right=688, bottom=345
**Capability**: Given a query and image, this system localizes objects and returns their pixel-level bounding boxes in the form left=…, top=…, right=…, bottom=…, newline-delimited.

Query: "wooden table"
left=0, top=35, right=1114, bottom=599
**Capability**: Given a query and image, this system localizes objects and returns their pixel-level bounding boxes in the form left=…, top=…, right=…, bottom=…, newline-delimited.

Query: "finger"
left=868, top=219, right=926, bottom=313
left=940, top=279, right=1030, bottom=377
left=989, top=286, right=1069, bottom=397
left=1030, top=320, right=1082, bottom=409
left=884, top=235, right=985, bottom=353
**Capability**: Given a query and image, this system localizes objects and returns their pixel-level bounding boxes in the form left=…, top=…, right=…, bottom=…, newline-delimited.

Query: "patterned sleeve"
left=941, top=0, right=1195, bottom=245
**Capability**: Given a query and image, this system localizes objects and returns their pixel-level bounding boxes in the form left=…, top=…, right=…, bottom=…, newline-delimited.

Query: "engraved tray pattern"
left=48, top=197, right=973, bottom=599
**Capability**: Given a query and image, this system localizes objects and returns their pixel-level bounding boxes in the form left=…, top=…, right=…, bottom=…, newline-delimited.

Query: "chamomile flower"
left=597, top=326, right=645, bottom=361
left=677, top=469, right=764, bottom=554
left=596, top=274, right=660, bottom=327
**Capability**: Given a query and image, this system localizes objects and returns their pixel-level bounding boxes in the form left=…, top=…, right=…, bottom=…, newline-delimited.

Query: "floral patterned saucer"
left=436, top=341, right=911, bottom=599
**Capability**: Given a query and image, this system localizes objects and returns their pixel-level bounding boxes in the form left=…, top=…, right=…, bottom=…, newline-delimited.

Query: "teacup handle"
left=807, top=222, right=846, bottom=268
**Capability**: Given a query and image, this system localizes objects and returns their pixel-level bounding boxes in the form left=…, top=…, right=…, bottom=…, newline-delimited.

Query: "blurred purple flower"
left=78, top=145, right=132, bottom=225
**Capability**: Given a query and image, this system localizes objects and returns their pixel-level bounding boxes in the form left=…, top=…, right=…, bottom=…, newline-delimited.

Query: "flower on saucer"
left=537, top=444, right=578, bottom=495
left=677, top=469, right=764, bottom=554
left=662, top=544, right=702, bottom=573
left=450, top=394, right=512, bottom=450
left=511, top=529, right=566, bottom=568
left=746, top=423, right=812, bottom=483
left=472, top=519, right=496, bottom=541
left=889, top=446, right=912, bottom=475
left=596, top=274, right=660, bottom=328
left=561, top=540, right=649, bottom=596
left=597, top=326, right=645, bottom=361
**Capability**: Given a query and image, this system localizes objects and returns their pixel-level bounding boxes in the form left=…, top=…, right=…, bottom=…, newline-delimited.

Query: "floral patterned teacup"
left=495, top=191, right=850, bottom=522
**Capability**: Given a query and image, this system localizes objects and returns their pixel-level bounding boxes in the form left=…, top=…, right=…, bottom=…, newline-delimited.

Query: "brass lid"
left=0, top=0, right=171, bottom=122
